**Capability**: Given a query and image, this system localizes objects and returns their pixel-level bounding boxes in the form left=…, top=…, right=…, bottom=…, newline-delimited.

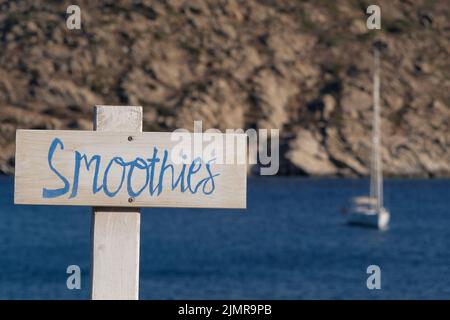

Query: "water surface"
left=0, top=176, right=448, bottom=299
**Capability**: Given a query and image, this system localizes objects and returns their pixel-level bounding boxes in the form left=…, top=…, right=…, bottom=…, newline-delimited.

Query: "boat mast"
left=370, top=46, right=383, bottom=211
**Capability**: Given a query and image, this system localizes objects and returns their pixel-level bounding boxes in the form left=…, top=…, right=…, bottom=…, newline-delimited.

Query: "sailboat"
left=346, top=46, right=390, bottom=230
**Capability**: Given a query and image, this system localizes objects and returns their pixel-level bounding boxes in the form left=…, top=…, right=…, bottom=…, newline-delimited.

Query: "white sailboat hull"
left=347, top=206, right=390, bottom=230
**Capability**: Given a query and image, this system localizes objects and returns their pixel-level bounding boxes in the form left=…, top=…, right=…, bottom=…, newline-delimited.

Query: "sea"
left=0, top=175, right=449, bottom=299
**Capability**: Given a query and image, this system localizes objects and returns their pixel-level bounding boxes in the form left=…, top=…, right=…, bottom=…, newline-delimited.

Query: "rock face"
left=0, top=0, right=449, bottom=177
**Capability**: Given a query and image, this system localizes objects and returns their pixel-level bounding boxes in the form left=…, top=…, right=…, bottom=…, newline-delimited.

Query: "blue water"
left=0, top=175, right=449, bottom=299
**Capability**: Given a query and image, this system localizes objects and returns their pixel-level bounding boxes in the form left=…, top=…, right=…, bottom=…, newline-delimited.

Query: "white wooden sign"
left=14, top=105, right=248, bottom=300
left=15, top=130, right=247, bottom=208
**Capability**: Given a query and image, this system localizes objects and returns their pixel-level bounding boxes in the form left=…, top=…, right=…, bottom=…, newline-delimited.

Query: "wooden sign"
left=15, top=130, right=247, bottom=208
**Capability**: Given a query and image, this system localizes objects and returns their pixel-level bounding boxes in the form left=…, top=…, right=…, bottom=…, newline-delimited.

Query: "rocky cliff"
left=0, top=0, right=449, bottom=176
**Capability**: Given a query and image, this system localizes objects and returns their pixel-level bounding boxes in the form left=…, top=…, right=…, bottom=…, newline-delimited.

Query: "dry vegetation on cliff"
left=0, top=0, right=449, bottom=176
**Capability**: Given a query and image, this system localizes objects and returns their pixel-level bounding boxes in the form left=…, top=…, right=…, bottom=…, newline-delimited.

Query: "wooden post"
left=90, top=105, right=142, bottom=300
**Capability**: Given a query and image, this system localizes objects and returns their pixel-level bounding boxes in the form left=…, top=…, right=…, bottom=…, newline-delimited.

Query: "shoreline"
left=2, top=171, right=450, bottom=179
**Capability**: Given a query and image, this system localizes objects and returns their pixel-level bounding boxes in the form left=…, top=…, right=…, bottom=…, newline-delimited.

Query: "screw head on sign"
left=128, top=197, right=134, bottom=203
left=128, top=136, right=133, bottom=141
